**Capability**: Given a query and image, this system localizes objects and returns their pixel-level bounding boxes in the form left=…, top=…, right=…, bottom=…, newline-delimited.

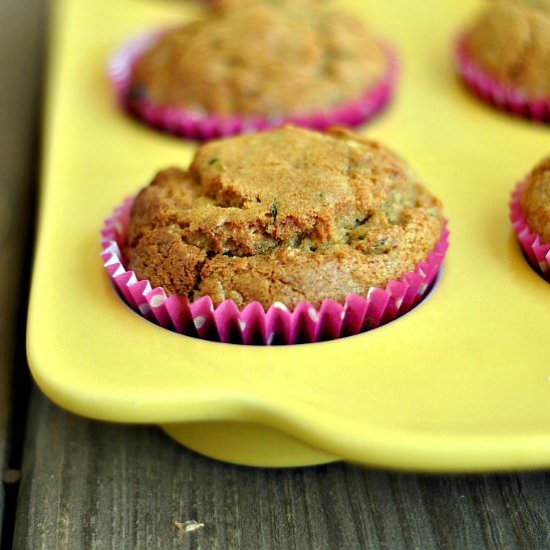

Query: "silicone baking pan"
left=27, top=0, right=549, bottom=470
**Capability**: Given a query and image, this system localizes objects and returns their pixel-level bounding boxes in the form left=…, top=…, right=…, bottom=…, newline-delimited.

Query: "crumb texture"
left=521, top=156, right=550, bottom=242
left=466, top=0, right=550, bottom=97
left=126, top=127, right=443, bottom=309
left=129, top=1, right=386, bottom=117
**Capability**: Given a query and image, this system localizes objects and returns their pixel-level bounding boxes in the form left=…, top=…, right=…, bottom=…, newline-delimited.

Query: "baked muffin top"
left=521, top=156, right=550, bottom=242
left=129, top=2, right=386, bottom=117
left=207, top=0, right=325, bottom=11
left=126, top=127, right=443, bottom=309
left=466, top=0, right=550, bottom=97
left=494, top=0, right=550, bottom=12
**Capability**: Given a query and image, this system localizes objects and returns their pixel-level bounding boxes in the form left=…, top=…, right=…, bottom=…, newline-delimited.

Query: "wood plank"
left=0, top=0, right=47, bottom=539
left=14, top=390, right=550, bottom=549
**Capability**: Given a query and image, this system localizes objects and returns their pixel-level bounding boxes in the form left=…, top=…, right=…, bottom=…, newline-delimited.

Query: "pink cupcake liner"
left=509, top=182, right=550, bottom=279
left=454, top=34, right=550, bottom=123
left=100, top=197, right=449, bottom=345
left=108, top=30, right=398, bottom=140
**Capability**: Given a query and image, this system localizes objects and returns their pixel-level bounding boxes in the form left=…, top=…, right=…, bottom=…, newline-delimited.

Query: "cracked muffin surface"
left=521, top=156, right=550, bottom=242
left=466, top=0, right=550, bottom=97
left=126, top=126, right=444, bottom=309
left=128, top=1, right=386, bottom=117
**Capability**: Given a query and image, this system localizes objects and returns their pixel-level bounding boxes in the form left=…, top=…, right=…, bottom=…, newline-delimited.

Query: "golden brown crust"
left=493, top=0, right=550, bottom=12
left=126, top=127, right=443, bottom=309
left=466, top=1, right=550, bottom=97
left=521, top=156, right=550, bottom=242
left=129, top=3, right=386, bottom=117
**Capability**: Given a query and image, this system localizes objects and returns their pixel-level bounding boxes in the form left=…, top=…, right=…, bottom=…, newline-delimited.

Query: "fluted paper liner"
left=454, top=34, right=550, bottom=124
left=109, top=30, right=398, bottom=140
left=510, top=182, right=550, bottom=279
left=101, top=197, right=449, bottom=344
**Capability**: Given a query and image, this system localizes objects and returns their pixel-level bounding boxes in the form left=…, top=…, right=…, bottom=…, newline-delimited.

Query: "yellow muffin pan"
left=27, top=0, right=549, bottom=471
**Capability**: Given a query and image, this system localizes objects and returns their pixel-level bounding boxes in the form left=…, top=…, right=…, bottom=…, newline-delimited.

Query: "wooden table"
left=2, top=2, right=550, bottom=548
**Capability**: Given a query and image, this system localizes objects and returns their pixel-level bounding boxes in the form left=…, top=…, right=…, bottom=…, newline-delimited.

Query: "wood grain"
left=13, top=390, right=550, bottom=550
left=0, top=0, right=47, bottom=537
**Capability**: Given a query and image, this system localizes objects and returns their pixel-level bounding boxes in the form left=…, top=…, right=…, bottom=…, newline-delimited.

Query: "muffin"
left=102, top=127, right=448, bottom=343
left=110, top=1, right=397, bottom=140
left=510, top=156, right=550, bottom=278
left=206, top=0, right=325, bottom=11
left=455, top=0, right=550, bottom=122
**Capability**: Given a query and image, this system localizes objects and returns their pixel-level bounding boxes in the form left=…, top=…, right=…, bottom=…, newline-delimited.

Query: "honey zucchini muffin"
left=520, top=156, right=550, bottom=243
left=122, top=0, right=393, bottom=134
left=510, top=155, right=550, bottom=280
left=206, top=0, right=325, bottom=11
left=125, top=126, right=444, bottom=310
left=465, top=0, right=550, bottom=99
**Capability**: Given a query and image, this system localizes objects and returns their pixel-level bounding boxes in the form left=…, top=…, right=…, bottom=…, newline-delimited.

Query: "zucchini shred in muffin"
left=510, top=156, right=550, bottom=278
left=102, top=127, right=448, bottom=344
left=455, top=0, right=550, bottom=121
left=111, top=0, right=397, bottom=139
